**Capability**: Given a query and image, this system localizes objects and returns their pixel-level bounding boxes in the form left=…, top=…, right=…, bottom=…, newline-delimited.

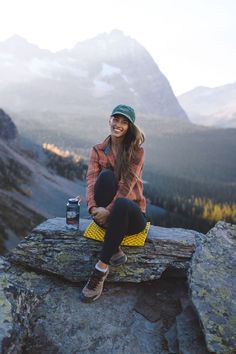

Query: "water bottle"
left=66, top=196, right=81, bottom=230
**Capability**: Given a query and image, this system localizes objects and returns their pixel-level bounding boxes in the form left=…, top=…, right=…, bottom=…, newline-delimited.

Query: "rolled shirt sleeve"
left=86, top=147, right=100, bottom=213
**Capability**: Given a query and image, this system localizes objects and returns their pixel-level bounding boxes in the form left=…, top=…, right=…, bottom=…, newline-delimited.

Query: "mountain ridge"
left=0, top=30, right=188, bottom=120
left=0, top=109, right=88, bottom=253
left=178, top=81, right=236, bottom=128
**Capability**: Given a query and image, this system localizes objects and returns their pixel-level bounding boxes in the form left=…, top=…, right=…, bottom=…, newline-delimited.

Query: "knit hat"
left=111, top=104, right=135, bottom=124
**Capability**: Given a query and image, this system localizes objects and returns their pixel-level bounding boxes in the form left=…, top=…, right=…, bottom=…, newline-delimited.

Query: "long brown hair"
left=114, top=121, right=145, bottom=181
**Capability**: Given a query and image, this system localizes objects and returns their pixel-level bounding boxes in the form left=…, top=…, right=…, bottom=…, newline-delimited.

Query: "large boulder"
left=2, top=218, right=235, bottom=353
left=0, top=256, right=56, bottom=353
left=189, top=221, right=236, bottom=353
left=0, top=256, right=209, bottom=354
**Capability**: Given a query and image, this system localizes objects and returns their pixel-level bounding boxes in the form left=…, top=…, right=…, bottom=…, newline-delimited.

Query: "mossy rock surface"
left=189, top=221, right=236, bottom=353
left=7, top=217, right=199, bottom=283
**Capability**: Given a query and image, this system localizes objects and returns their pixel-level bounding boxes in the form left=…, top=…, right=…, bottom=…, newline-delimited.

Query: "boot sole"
left=80, top=291, right=102, bottom=303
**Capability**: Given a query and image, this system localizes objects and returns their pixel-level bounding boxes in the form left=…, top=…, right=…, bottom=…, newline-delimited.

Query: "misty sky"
left=1, top=0, right=235, bottom=95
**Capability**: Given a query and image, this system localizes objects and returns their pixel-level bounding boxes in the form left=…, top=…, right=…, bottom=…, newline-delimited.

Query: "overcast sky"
left=0, top=0, right=235, bottom=95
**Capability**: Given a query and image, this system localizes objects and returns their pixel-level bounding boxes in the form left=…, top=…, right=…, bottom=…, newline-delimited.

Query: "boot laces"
left=87, top=269, right=105, bottom=290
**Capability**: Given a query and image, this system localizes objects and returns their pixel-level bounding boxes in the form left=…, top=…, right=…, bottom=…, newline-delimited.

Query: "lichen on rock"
left=189, top=221, right=236, bottom=353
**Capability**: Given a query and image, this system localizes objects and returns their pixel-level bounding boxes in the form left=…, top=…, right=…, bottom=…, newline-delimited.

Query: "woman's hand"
left=91, top=207, right=110, bottom=226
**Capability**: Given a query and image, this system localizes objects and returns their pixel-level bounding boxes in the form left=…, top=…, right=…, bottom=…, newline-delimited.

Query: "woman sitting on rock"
left=81, top=104, right=147, bottom=302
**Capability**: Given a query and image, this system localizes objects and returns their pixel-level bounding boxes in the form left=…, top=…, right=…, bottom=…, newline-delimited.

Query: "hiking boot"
left=80, top=268, right=109, bottom=303
left=109, top=247, right=127, bottom=266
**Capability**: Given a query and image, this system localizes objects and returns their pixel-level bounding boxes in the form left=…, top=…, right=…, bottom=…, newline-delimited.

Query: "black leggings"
left=94, top=169, right=146, bottom=264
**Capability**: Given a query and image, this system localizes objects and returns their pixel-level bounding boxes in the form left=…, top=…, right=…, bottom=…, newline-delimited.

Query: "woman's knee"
left=97, top=169, right=115, bottom=183
left=112, top=198, right=144, bottom=219
left=113, top=197, right=130, bottom=210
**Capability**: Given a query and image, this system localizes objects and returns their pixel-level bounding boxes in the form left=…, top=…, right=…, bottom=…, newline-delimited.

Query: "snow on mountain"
left=100, top=63, right=121, bottom=77
left=0, top=30, right=189, bottom=122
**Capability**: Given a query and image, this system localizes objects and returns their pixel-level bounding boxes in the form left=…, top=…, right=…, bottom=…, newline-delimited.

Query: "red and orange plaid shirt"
left=86, top=136, right=146, bottom=213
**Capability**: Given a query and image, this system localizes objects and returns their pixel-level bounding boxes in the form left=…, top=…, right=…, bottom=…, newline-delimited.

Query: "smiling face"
left=109, top=115, right=129, bottom=139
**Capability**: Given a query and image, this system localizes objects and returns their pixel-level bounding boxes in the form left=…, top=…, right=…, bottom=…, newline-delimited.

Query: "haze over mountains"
left=178, top=82, right=236, bottom=128
left=0, top=30, right=188, bottom=120
left=1, top=30, right=235, bottom=132
left=0, top=109, right=88, bottom=253
left=0, top=30, right=235, bottom=188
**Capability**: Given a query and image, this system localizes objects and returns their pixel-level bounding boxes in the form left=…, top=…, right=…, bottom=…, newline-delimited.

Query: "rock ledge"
left=7, top=217, right=200, bottom=282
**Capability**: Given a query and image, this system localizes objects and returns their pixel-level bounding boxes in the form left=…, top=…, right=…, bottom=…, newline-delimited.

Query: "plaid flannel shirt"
left=86, top=136, right=146, bottom=213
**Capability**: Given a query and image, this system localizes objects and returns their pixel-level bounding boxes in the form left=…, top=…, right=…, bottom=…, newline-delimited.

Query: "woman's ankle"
left=95, top=260, right=109, bottom=272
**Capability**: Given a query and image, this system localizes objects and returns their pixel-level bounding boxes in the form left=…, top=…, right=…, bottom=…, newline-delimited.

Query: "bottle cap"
left=68, top=198, right=79, bottom=204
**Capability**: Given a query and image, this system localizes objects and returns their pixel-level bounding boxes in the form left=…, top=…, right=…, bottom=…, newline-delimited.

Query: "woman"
left=81, top=104, right=147, bottom=302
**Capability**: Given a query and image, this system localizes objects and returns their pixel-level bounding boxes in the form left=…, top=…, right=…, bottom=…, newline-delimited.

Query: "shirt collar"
left=96, top=135, right=112, bottom=155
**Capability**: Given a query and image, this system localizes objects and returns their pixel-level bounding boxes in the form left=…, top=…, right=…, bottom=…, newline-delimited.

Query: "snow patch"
left=129, top=87, right=138, bottom=96
left=100, top=63, right=121, bottom=77
left=0, top=53, right=15, bottom=66
left=122, top=74, right=129, bottom=83
left=93, top=79, right=114, bottom=97
left=29, top=58, right=88, bottom=79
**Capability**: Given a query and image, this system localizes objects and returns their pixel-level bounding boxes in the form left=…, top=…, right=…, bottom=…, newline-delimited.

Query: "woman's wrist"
left=89, top=206, right=96, bottom=214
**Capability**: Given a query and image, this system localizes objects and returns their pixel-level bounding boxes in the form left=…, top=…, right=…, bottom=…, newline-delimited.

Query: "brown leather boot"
left=80, top=268, right=109, bottom=303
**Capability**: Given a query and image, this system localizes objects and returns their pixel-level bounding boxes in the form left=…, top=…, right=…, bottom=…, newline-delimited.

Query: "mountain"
left=178, top=82, right=236, bottom=128
left=0, top=34, right=51, bottom=58
left=0, top=109, right=88, bottom=254
left=0, top=30, right=188, bottom=120
left=0, top=32, right=235, bottom=229
left=0, top=108, right=18, bottom=140
left=0, top=34, right=52, bottom=86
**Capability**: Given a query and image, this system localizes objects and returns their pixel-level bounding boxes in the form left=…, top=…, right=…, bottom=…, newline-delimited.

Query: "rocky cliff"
left=1, top=218, right=235, bottom=353
left=0, top=109, right=88, bottom=254
left=0, top=109, right=18, bottom=141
